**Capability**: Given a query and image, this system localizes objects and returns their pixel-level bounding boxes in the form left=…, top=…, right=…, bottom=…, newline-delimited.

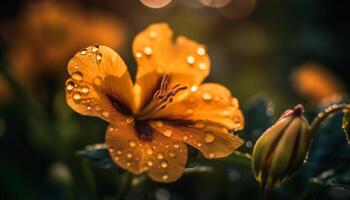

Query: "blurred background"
left=0, top=0, right=349, bottom=199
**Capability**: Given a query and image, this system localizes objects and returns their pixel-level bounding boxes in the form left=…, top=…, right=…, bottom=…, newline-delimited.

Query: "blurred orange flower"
left=65, top=23, right=244, bottom=182
left=1, top=2, right=125, bottom=91
left=291, top=62, right=345, bottom=105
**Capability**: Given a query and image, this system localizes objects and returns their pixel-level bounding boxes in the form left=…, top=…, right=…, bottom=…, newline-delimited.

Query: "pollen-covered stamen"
left=136, top=74, right=187, bottom=120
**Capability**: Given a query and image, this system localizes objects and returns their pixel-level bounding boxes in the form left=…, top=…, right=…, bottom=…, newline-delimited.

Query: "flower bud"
left=252, top=104, right=311, bottom=187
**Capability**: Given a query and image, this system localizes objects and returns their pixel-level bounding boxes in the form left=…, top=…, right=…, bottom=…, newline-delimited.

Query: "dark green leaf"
left=342, top=112, right=350, bottom=144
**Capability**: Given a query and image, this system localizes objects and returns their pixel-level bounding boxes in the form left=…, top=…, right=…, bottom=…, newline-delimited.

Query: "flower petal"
left=66, top=45, right=135, bottom=122
left=106, top=122, right=187, bottom=182
left=152, top=83, right=244, bottom=130
left=151, top=121, right=243, bottom=159
left=66, top=45, right=135, bottom=115
left=132, top=23, right=210, bottom=111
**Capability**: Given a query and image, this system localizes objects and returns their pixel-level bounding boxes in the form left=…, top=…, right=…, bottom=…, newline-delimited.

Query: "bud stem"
left=309, top=104, right=350, bottom=135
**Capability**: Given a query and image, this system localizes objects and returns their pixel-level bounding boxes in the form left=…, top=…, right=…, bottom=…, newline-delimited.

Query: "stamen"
left=136, top=74, right=187, bottom=120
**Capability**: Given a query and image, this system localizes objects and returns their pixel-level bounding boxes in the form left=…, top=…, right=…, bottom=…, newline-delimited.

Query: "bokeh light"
left=200, top=0, right=231, bottom=8
left=219, top=0, right=256, bottom=20
left=139, top=0, right=172, bottom=8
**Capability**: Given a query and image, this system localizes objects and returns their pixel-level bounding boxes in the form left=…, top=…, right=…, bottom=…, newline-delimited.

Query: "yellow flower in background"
left=1, top=2, right=125, bottom=91
left=291, top=62, right=345, bottom=105
left=65, top=23, right=244, bottom=182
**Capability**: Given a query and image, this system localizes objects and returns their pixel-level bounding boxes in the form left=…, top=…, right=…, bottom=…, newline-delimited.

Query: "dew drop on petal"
left=126, top=162, right=131, bottom=167
left=160, top=161, right=168, bottom=168
left=127, top=152, right=133, bottom=158
left=126, top=117, right=134, bottom=124
left=95, top=104, right=102, bottom=111
left=115, top=156, right=119, bottom=161
left=143, top=46, right=153, bottom=56
left=66, top=81, right=75, bottom=91
left=157, top=152, right=164, bottom=160
left=204, top=131, right=216, bottom=143
left=186, top=55, right=195, bottom=64
left=147, top=160, right=154, bottom=166
left=94, top=76, right=103, bottom=86
left=135, top=52, right=142, bottom=59
left=194, top=121, right=205, bottom=129
left=163, top=129, right=172, bottom=137
left=80, top=48, right=87, bottom=55
left=108, top=127, right=115, bottom=132
left=71, top=72, right=83, bottom=81
left=199, top=62, right=207, bottom=70
left=183, top=136, right=188, bottom=141
left=208, top=153, right=215, bottom=158
left=117, top=150, right=122, bottom=155
left=129, top=140, right=136, bottom=147
left=72, top=92, right=82, bottom=102
left=146, top=148, right=154, bottom=155
left=168, top=149, right=176, bottom=157
left=202, top=92, right=212, bottom=102
left=155, top=121, right=164, bottom=127
left=190, top=85, right=198, bottom=92
left=96, top=53, right=102, bottom=63
left=162, top=173, right=169, bottom=180
left=197, top=47, right=206, bottom=56
left=92, top=45, right=99, bottom=52
left=102, top=111, right=110, bottom=118
left=81, top=86, right=89, bottom=94
left=173, top=143, right=180, bottom=149
left=149, top=31, right=157, bottom=38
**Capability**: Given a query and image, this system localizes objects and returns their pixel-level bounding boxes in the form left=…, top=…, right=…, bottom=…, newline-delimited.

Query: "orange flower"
left=65, top=23, right=244, bottom=182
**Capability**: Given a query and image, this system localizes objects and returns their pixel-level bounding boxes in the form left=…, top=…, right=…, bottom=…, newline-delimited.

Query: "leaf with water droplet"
left=342, top=112, right=350, bottom=144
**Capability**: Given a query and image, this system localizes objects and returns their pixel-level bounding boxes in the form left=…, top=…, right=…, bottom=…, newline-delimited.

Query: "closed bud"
left=253, top=104, right=311, bottom=187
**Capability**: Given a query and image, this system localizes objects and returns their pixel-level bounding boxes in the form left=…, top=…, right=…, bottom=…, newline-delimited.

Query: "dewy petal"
left=132, top=23, right=210, bottom=112
left=106, top=121, right=187, bottom=182
left=150, top=120, right=243, bottom=159
left=66, top=45, right=135, bottom=120
left=152, top=83, right=244, bottom=131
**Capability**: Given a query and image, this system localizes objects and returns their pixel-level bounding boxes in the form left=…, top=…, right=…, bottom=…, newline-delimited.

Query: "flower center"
left=136, top=74, right=187, bottom=120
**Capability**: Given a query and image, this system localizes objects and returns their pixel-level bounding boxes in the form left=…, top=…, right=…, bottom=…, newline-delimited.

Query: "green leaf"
left=342, top=112, right=350, bottom=144
left=76, top=143, right=115, bottom=169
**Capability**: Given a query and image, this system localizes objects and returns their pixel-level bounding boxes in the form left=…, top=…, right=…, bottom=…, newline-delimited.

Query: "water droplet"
left=155, top=121, right=164, bottom=127
left=95, top=105, right=102, bottom=111
left=126, top=117, right=134, bottom=124
left=204, top=131, right=216, bottom=143
left=81, top=86, right=89, bottom=94
left=156, top=152, right=164, bottom=160
left=135, top=52, right=142, bottom=58
left=197, top=47, right=206, bottom=56
left=162, top=173, right=169, bottom=180
left=108, top=127, right=115, bottom=132
left=186, top=55, right=195, bottom=64
left=127, top=152, right=133, bottom=158
left=146, top=148, right=154, bottom=155
left=199, top=62, right=206, bottom=70
left=173, top=143, right=180, bottom=149
left=109, top=147, right=114, bottom=152
left=202, top=92, right=212, bottom=102
left=147, top=160, right=154, bottom=166
left=117, top=150, right=122, bottom=155
left=71, top=72, right=83, bottom=81
left=245, top=141, right=253, bottom=148
left=126, top=162, right=131, bottom=167
left=143, top=46, right=153, bottom=56
left=72, top=92, right=82, bottom=102
left=186, top=109, right=194, bottom=114
left=190, top=85, right=198, bottom=92
left=221, top=110, right=231, bottom=117
left=197, top=142, right=202, bottom=147
left=94, top=76, right=103, bottom=86
left=66, top=81, right=75, bottom=91
left=96, top=53, right=102, bottom=62
left=194, top=121, right=205, bottom=129
left=149, top=31, right=157, bottom=38
left=87, top=106, right=92, bottom=110
left=102, top=111, right=110, bottom=118
left=208, top=153, right=215, bottom=158
left=183, top=136, right=188, bottom=140
left=129, top=140, right=136, bottom=147
left=163, top=129, right=172, bottom=137
left=160, top=161, right=168, bottom=168
left=115, top=156, right=119, bottom=161
left=80, top=48, right=87, bottom=55
left=92, top=45, right=99, bottom=52
left=168, top=150, right=176, bottom=158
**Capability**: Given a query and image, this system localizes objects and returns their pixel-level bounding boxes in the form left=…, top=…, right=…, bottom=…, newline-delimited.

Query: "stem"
left=116, top=172, right=133, bottom=200
left=309, top=104, right=350, bottom=135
